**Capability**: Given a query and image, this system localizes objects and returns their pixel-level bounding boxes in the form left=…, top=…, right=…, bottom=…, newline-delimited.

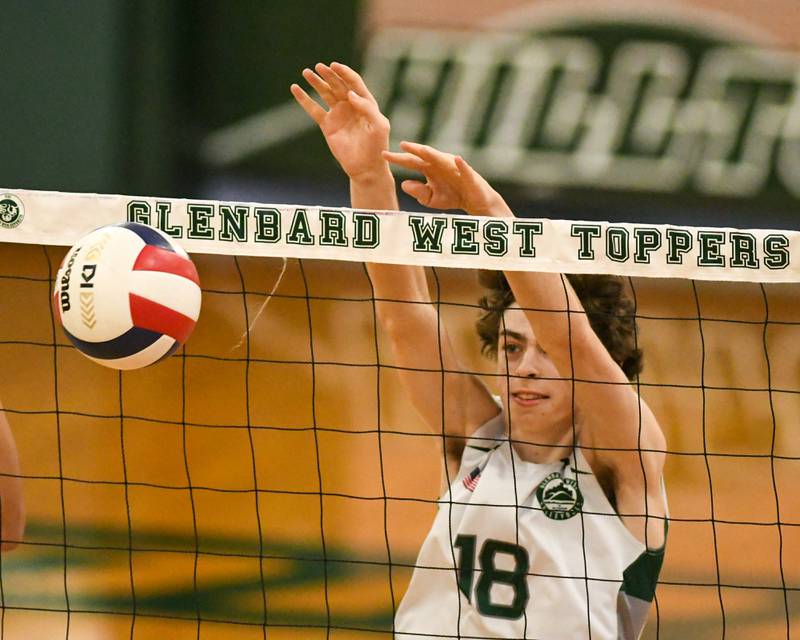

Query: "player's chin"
left=506, top=406, right=546, bottom=436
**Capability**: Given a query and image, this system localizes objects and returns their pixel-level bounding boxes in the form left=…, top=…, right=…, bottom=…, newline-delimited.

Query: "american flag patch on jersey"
left=463, top=466, right=481, bottom=492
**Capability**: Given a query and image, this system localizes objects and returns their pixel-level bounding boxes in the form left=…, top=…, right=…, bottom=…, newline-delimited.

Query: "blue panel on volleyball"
left=116, top=222, right=175, bottom=252
left=62, top=325, right=165, bottom=360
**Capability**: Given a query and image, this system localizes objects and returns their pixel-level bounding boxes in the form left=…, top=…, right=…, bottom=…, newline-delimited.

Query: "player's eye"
left=502, top=342, right=520, bottom=354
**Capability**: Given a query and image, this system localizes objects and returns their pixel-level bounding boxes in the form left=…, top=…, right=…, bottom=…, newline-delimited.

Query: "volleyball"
left=53, top=222, right=201, bottom=370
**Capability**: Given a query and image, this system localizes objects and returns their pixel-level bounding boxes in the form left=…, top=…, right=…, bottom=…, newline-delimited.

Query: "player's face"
left=496, top=304, right=574, bottom=444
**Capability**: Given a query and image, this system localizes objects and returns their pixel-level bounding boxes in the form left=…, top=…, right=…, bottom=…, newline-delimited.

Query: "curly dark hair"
left=475, top=270, right=643, bottom=380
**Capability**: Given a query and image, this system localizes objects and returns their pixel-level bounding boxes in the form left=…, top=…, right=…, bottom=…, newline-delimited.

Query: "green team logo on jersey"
left=0, top=194, right=24, bottom=229
left=537, top=472, right=584, bottom=521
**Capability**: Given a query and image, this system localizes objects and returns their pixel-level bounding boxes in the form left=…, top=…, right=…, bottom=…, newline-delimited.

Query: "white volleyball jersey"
left=395, top=412, right=666, bottom=640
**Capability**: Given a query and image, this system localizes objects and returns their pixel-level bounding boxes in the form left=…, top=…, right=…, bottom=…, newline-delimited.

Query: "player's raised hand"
left=382, top=142, right=513, bottom=217
left=291, top=62, right=390, bottom=181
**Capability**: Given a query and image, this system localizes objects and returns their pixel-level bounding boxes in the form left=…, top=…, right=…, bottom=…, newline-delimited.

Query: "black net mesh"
left=0, top=241, right=797, bottom=639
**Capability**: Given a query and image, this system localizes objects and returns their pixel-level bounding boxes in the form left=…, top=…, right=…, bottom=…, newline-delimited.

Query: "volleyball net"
left=0, top=188, right=798, bottom=639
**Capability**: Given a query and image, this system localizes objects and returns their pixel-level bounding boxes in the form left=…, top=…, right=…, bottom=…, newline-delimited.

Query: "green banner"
left=362, top=19, right=800, bottom=204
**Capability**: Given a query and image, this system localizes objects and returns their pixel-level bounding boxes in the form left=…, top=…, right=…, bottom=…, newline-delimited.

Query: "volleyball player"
left=0, top=402, right=25, bottom=551
left=291, top=62, right=667, bottom=639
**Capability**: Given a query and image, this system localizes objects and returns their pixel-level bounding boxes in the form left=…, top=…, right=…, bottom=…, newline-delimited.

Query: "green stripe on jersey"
left=620, top=522, right=668, bottom=602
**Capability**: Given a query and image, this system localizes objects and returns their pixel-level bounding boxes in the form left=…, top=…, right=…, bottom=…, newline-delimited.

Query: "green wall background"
left=0, top=1, right=360, bottom=197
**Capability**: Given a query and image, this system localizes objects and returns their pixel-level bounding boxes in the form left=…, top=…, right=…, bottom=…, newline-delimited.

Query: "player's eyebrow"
left=500, top=330, right=526, bottom=342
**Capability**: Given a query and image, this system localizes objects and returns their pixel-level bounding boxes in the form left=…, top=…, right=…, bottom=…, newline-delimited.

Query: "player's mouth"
left=511, top=391, right=548, bottom=407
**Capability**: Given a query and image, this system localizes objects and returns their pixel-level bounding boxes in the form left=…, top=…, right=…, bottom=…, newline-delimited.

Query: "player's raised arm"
left=0, top=402, right=25, bottom=551
left=385, top=142, right=667, bottom=546
left=291, top=64, right=498, bottom=468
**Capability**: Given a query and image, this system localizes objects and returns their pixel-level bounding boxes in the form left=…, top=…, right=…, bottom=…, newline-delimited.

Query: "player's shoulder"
left=460, top=407, right=505, bottom=467
left=467, top=395, right=503, bottom=441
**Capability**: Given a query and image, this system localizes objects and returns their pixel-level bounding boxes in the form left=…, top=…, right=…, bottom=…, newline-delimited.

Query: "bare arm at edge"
left=0, top=403, right=25, bottom=551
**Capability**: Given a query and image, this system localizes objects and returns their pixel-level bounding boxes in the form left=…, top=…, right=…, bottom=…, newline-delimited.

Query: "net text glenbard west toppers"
left=127, top=199, right=791, bottom=271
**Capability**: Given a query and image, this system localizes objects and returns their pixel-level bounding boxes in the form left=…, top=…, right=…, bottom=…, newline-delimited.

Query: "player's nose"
left=512, top=349, right=540, bottom=379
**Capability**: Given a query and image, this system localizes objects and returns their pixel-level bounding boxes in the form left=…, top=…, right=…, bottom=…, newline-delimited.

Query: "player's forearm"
left=351, top=170, right=452, bottom=376
left=506, top=270, right=593, bottom=366
left=351, top=165, right=434, bottom=320
left=476, top=193, right=515, bottom=219
left=481, top=201, right=593, bottom=368
left=349, top=164, right=398, bottom=213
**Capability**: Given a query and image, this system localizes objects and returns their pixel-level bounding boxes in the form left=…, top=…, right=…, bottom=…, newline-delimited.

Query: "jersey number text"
left=454, top=535, right=530, bottom=619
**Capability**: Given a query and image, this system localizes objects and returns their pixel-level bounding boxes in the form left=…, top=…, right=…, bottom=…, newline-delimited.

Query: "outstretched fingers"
left=301, top=68, right=336, bottom=106
left=290, top=83, right=326, bottom=125
left=400, top=180, right=433, bottom=206
left=347, top=90, right=381, bottom=121
left=398, top=141, right=454, bottom=167
left=331, top=62, right=376, bottom=103
left=315, top=63, right=349, bottom=100
left=382, top=150, right=428, bottom=173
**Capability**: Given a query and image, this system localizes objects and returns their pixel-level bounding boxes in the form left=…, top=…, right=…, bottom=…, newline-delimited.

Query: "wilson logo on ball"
left=53, top=222, right=202, bottom=370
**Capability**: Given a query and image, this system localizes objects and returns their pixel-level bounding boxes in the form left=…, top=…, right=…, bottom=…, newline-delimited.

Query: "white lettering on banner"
left=363, top=30, right=800, bottom=199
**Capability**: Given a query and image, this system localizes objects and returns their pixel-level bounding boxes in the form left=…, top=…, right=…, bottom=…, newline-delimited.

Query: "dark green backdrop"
left=0, top=1, right=360, bottom=197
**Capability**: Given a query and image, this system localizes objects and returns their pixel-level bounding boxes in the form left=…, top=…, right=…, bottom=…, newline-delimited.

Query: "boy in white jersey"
left=291, top=62, right=667, bottom=639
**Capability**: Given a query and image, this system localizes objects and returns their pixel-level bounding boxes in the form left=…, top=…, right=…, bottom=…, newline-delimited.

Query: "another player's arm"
left=0, top=402, right=25, bottom=551
left=291, top=64, right=498, bottom=471
left=385, top=143, right=666, bottom=545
